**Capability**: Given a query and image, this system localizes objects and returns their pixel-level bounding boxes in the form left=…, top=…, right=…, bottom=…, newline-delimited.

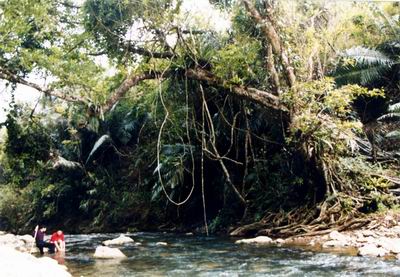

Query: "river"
left=55, top=232, right=400, bottom=276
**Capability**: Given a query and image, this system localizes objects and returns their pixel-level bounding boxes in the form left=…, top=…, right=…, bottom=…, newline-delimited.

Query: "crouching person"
left=50, top=230, right=66, bottom=252
left=34, top=225, right=55, bottom=255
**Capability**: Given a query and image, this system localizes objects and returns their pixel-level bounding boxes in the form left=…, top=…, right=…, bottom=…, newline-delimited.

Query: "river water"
left=55, top=232, right=400, bottom=276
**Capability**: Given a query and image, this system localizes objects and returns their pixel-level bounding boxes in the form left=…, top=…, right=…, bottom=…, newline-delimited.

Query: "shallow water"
left=51, top=232, right=400, bottom=276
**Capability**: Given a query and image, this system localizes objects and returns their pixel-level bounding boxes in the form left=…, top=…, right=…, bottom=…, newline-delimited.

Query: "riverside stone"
left=322, top=240, right=349, bottom=248
left=156, top=242, right=168, bottom=246
left=0, top=246, right=71, bottom=277
left=18, top=234, right=34, bottom=244
left=94, top=246, right=127, bottom=259
left=361, top=230, right=375, bottom=237
left=235, top=236, right=273, bottom=244
left=377, top=237, right=400, bottom=254
left=275, top=238, right=285, bottom=244
left=329, top=231, right=350, bottom=242
left=358, top=244, right=389, bottom=257
left=0, top=233, right=38, bottom=253
left=103, top=234, right=134, bottom=246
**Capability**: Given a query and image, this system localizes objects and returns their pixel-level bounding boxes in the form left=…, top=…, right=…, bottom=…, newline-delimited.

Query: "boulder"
left=0, top=246, right=71, bottom=277
left=358, top=244, right=389, bottom=257
left=18, top=235, right=35, bottom=244
left=94, top=246, right=127, bottom=259
left=0, top=233, right=17, bottom=244
left=102, top=235, right=134, bottom=246
left=235, top=236, right=273, bottom=245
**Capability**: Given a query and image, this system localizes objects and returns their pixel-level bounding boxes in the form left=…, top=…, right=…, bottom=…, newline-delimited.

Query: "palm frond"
left=385, top=130, right=400, bottom=139
left=335, top=63, right=390, bottom=86
left=378, top=112, right=400, bottom=121
left=388, top=102, right=400, bottom=113
left=85, top=134, right=112, bottom=164
left=344, top=47, right=394, bottom=66
left=334, top=46, right=395, bottom=86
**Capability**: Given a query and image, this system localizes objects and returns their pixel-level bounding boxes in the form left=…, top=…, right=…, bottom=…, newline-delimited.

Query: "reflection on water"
left=52, top=232, right=400, bottom=276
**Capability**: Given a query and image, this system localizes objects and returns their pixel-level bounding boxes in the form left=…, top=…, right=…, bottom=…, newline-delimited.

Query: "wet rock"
left=358, top=244, right=388, bottom=257
left=156, top=242, right=168, bottom=246
left=134, top=242, right=142, bottom=246
left=185, top=232, right=194, bottom=236
left=102, top=235, right=134, bottom=246
left=235, top=236, right=273, bottom=245
left=0, top=246, right=71, bottom=277
left=94, top=246, right=127, bottom=259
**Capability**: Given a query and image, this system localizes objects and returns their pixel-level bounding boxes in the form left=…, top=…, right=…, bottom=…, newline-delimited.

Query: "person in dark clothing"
left=33, top=225, right=55, bottom=255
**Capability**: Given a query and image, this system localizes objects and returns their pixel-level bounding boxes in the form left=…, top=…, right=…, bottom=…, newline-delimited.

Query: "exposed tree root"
left=230, top=198, right=371, bottom=238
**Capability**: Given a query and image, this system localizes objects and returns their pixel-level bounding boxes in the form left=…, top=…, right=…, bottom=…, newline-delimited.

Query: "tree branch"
left=102, top=71, right=162, bottom=113
left=242, top=0, right=296, bottom=88
left=0, top=68, right=86, bottom=103
left=2, top=65, right=288, bottom=115
left=125, top=44, right=174, bottom=59
left=186, top=67, right=288, bottom=112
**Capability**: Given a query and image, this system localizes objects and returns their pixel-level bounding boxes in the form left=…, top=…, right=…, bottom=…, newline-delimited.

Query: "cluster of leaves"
left=288, top=79, right=384, bottom=155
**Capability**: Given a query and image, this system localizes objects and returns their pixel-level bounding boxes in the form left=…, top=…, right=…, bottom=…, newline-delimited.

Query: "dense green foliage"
left=0, top=0, right=399, bottom=235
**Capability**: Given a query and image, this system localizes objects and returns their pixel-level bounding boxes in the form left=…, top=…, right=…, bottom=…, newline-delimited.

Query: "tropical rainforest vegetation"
left=0, top=0, right=399, bottom=236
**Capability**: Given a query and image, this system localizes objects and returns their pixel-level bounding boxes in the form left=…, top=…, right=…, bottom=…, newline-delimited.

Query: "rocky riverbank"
left=235, top=213, right=400, bottom=260
left=0, top=231, right=71, bottom=277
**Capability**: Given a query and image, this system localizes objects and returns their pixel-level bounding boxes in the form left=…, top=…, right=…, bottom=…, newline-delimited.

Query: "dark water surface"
left=56, top=232, right=400, bottom=276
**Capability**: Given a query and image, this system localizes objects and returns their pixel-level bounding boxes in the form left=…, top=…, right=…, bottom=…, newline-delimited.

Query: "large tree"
left=1, top=0, right=398, bottom=235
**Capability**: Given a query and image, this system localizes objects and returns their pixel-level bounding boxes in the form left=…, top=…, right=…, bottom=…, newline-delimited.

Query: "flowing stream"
left=52, top=232, right=400, bottom=276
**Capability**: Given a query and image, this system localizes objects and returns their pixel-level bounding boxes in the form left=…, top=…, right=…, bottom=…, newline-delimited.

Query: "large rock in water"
left=94, top=246, right=127, bottom=259
left=235, top=236, right=273, bottom=244
left=0, top=246, right=71, bottom=277
left=103, top=234, right=134, bottom=246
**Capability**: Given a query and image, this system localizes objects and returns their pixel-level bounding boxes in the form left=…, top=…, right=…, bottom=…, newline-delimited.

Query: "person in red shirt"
left=50, top=230, right=66, bottom=252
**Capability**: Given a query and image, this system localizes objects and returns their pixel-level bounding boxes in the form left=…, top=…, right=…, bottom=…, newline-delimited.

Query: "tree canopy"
left=0, top=0, right=399, bottom=235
